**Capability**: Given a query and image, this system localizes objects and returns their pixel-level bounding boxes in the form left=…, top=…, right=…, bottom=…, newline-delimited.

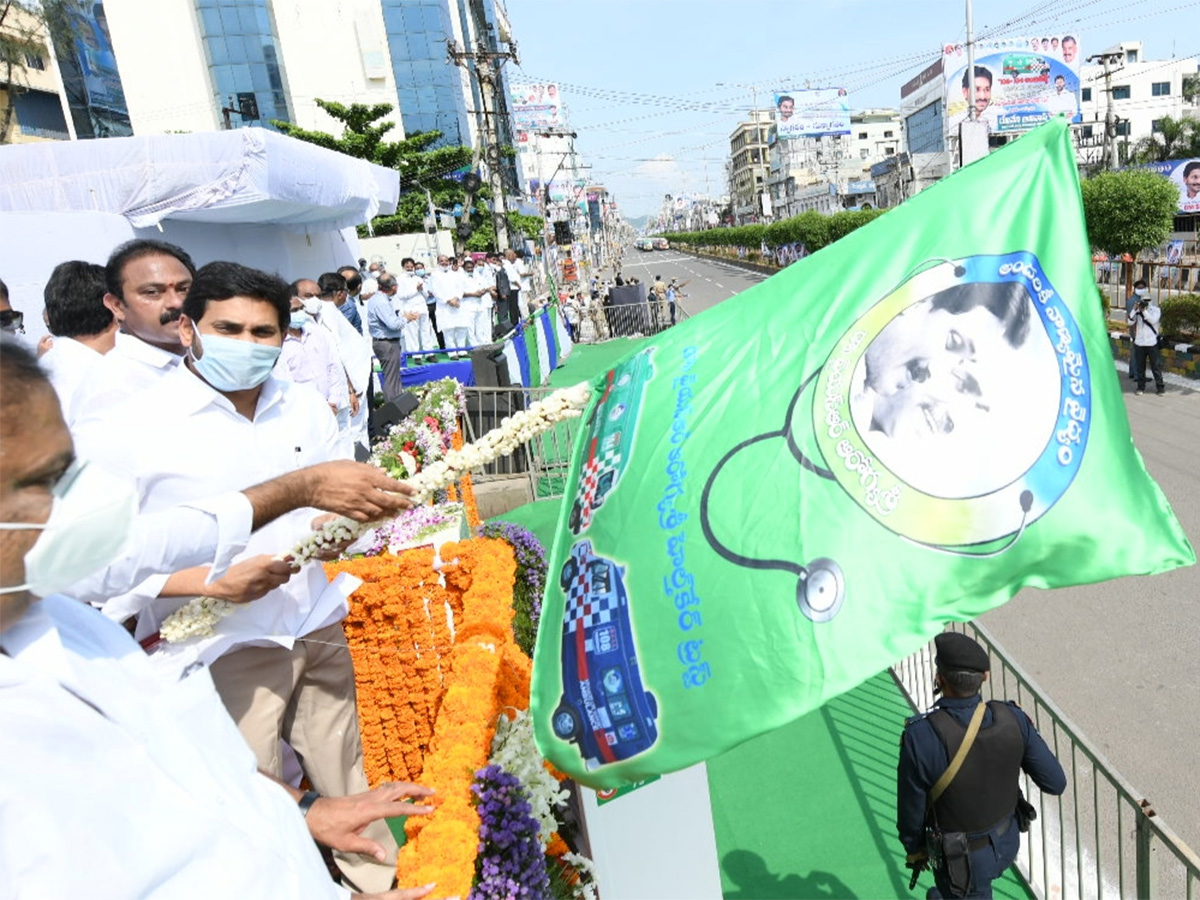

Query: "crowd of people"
left=0, top=239, right=470, bottom=898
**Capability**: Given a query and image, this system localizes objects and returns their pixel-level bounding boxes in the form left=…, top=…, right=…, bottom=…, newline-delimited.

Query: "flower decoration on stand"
left=477, top=521, right=548, bottom=658
left=470, top=764, right=552, bottom=900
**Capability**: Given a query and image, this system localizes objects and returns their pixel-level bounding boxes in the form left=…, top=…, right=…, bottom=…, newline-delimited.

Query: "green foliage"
left=1080, top=169, right=1179, bottom=257
left=1129, top=116, right=1200, bottom=164
left=664, top=207, right=888, bottom=256
left=275, top=100, right=525, bottom=246
left=1159, top=294, right=1200, bottom=340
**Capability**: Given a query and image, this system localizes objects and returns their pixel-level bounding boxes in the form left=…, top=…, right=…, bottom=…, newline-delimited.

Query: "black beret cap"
left=934, top=632, right=990, bottom=673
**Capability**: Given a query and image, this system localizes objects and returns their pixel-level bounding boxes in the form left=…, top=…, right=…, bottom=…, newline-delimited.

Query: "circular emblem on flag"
left=811, top=252, right=1090, bottom=552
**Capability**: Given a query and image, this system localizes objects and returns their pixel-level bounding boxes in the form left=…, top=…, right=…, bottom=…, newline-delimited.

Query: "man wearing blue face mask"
left=77, top=261, right=401, bottom=893
left=0, top=340, right=439, bottom=899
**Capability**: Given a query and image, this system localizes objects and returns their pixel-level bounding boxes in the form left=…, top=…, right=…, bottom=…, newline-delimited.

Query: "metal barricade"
left=892, top=622, right=1200, bottom=900
left=460, top=385, right=582, bottom=498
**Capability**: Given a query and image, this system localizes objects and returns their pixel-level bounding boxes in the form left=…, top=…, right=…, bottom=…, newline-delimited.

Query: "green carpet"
left=548, top=337, right=648, bottom=387
left=708, top=672, right=1035, bottom=900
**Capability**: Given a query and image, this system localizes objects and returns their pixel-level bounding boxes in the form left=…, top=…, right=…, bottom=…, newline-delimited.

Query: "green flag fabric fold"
left=531, top=119, right=1194, bottom=789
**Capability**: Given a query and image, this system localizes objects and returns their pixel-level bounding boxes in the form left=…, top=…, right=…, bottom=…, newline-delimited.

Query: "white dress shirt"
left=71, top=332, right=183, bottom=451
left=81, top=363, right=358, bottom=674
left=68, top=490, right=254, bottom=620
left=39, top=336, right=105, bottom=428
left=0, top=594, right=346, bottom=900
left=314, top=302, right=372, bottom=398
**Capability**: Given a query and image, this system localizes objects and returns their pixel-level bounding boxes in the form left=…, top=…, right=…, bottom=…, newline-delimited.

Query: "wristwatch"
left=298, top=789, right=321, bottom=817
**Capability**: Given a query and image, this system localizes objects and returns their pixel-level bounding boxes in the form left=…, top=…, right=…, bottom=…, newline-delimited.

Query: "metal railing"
left=893, top=622, right=1200, bottom=900
left=567, top=299, right=686, bottom=344
left=460, top=385, right=581, bottom=497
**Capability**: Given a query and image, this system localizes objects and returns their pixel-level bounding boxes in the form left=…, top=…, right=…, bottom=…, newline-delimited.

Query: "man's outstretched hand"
left=306, top=781, right=435, bottom=861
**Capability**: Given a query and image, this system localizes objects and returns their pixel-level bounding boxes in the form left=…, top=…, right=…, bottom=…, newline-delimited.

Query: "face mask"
left=301, top=298, right=322, bottom=316
left=189, top=332, right=281, bottom=392
left=0, top=461, right=135, bottom=598
left=415, top=268, right=426, bottom=277
left=289, top=310, right=310, bottom=329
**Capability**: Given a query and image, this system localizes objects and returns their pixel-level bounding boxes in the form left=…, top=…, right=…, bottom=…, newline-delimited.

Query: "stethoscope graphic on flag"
left=699, top=252, right=1092, bottom=624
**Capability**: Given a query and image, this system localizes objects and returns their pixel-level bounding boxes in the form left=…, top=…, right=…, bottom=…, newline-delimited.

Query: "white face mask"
left=0, top=461, right=136, bottom=598
left=301, top=297, right=322, bottom=316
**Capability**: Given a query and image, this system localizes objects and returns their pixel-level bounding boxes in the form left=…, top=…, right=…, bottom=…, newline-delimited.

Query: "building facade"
left=729, top=110, right=771, bottom=224
left=1075, top=42, right=1199, bottom=168
left=104, top=0, right=405, bottom=135
left=766, top=110, right=901, bottom=218
left=1, top=4, right=72, bottom=143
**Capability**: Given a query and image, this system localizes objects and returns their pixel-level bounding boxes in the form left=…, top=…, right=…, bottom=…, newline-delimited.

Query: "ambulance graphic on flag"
left=553, top=540, right=660, bottom=769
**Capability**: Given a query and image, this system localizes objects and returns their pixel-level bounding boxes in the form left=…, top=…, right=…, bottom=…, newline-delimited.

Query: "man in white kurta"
left=76, top=261, right=396, bottom=893
left=397, top=259, right=434, bottom=364
left=430, top=256, right=470, bottom=358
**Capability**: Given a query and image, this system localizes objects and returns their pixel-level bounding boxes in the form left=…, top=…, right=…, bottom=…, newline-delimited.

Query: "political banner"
left=511, top=82, right=562, bottom=129
left=774, top=89, right=851, bottom=139
left=530, top=119, right=1193, bottom=789
left=1143, top=159, right=1200, bottom=214
left=944, top=35, right=1081, bottom=135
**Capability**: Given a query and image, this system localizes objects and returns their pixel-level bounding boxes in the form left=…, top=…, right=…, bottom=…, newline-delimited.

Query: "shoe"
left=1156, top=388, right=1165, bottom=395
left=1135, top=389, right=1144, bottom=395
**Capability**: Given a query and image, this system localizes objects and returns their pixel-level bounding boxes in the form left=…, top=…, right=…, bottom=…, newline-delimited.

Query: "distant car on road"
left=635, top=238, right=655, bottom=252
left=653, top=238, right=669, bottom=250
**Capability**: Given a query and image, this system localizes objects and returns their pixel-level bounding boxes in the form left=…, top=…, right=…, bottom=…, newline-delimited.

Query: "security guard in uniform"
left=897, top=632, right=1066, bottom=898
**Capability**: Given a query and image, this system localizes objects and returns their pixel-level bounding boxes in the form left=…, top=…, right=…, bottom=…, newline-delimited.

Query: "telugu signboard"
left=511, top=82, right=562, bottom=130
left=1143, top=159, right=1200, bottom=214
left=774, top=89, right=851, bottom=139
left=943, top=34, right=1082, bottom=135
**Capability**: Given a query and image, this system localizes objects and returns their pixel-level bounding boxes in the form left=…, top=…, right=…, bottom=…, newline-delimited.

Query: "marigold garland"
left=451, top=428, right=481, bottom=529
left=332, top=536, right=521, bottom=897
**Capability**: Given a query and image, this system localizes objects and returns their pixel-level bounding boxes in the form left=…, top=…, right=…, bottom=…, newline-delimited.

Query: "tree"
left=1129, top=116, right=1200, bottom=164
left=1, top=0, right=49, bottom=143
left=1080, top=168, right=1178, bottom=293
left=274, top=100, right=527, bottom=249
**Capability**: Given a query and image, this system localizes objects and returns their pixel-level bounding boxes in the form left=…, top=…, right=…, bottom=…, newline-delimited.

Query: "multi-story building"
left=1, top=4, right=72, bottom=143
left=103, top=0, right=520, bottom=184
left=766, top=109, right=902, bottom=218
left=1074, top=41, right=1199, bottom=168
left=728, top=110, right=771, bottom=224
left=104, top=0, right=403, bottom=135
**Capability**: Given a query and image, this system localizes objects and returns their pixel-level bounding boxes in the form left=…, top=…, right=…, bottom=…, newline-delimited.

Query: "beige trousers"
left=209, top=622, right=397, bottom=893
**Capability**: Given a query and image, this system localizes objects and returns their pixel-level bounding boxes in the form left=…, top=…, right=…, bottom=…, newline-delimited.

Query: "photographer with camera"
left=897, top=633, right=1065, bottom=898
left=1127, top=280, right=1164, bottom=396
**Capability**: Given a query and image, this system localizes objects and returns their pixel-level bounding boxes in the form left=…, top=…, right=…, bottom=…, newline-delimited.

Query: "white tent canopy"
left=0, top=129, right=398, bottom=232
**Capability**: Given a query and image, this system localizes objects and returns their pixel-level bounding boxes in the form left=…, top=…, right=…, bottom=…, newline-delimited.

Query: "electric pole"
left=448, top=37, right=518, bottom=252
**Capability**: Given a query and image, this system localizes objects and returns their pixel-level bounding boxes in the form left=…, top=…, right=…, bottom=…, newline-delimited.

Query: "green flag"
left=531, top=120, right=1194, bottom=788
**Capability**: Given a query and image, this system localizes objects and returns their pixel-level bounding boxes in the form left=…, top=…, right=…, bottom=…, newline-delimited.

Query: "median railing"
left=892, top=621, right=1200, bottom=900
left=461, top=385, right=579, bottom=497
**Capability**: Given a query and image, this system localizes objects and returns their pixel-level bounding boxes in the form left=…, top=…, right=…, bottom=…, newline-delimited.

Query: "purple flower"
left=470, top=764, right=551, bottom=900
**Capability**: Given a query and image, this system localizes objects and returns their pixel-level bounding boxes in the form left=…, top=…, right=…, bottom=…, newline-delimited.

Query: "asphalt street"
left=619, top=248, right=1200, bottom=852
left=614, top=249, right=764, bottom=317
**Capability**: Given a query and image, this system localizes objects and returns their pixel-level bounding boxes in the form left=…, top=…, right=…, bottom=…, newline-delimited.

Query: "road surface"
left=614, top=248, right=1200, bottom=851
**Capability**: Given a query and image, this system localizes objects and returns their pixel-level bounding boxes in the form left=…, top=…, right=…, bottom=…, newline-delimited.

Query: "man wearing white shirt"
left=501, top=249, right=523, bottom=324
left=397, top=258, right=435, bottom=365
left=295, top=275, right=372, bottom=458
left=80, top=261, right=398, bottom=893
left=71, top=239, right=196, bottom=442
left=458, top=256, right=491, bottom=347
left=38, top=260, right=117, bottom=428
left=0, top=340, right=437, bottom=900
left=430, top=255, right=470, bottom=358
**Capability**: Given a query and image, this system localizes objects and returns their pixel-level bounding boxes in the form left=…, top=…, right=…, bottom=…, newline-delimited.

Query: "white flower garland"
left=159, top=383, right=592, bottom=643
left=490, top=709, right=570, bottom=848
